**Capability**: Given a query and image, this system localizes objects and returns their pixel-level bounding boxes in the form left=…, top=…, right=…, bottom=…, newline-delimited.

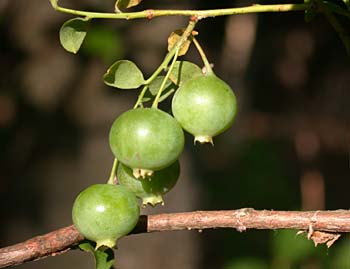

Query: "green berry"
left=72, top=184, right=140, bottom=249
left=109, top=108, right=184, bottom=178
left=172, top=74, right=237, bottom=144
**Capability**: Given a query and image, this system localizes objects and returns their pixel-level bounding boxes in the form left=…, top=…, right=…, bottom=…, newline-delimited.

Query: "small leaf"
left=59, top=18, right=89, bottom=54
left=79, top=241, right=115, bottom=269
left=167, top=29, right=193, bottom=56
left=142, top=76, right=177, bottom=103
left=148, top=76, right=174, bottom=95
left=103, top=60, right=145, bottom=89
left=169, top=61, right=202, bottom=86
left=115, top=0, right=143, bottom=12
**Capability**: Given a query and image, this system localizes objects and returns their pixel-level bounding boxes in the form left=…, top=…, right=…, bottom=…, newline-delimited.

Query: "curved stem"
left=133, top=85, right=149, bottom=108
left=193, top=38, right=213, bottom=74
left=107, top=158, right=118, bottom=184
left=50, top=3, right=310, bottom=20
left=152, top=49, right=179, bottom=108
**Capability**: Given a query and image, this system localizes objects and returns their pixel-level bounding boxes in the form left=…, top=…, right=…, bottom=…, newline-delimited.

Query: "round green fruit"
left=72, top=184, right=140, bottom=249
left=109, top=108, right=184, bottom=178
left=171, top=74, right=237, bottom=144
left=117, top=160, right=180, bottom=207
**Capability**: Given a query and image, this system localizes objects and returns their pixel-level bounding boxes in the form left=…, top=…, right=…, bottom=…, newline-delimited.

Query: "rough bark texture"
left=1, top=209, right=350, bottom=268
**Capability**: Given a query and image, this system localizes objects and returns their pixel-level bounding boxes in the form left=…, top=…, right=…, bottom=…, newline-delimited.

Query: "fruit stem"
left=152, top=49, right=179, bottom=108
left=193, top=37, right=213, bottom=75
left=133, top=85, right=148, bottom=108
left=107, top=158, right=118, bottom=184
left=144, top=20, right=197, bottom=86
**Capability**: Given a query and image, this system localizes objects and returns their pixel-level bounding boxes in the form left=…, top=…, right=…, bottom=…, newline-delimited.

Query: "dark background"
left=0, top=0, right=349, bottom=268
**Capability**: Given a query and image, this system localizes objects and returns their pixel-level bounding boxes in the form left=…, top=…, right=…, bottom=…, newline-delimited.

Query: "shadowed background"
left=0, top=0, right=349, bottom=268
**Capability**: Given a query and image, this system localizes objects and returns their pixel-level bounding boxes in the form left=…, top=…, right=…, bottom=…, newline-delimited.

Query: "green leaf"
left=142, top=76, right=177, bottom=103
left=59, top=18, right=89, bottom=54
left=79, top=241, right=115, bottom=269
left=169, top=61, right=202, bottom=86
left=148, top=76, right=174, bottom=95
left=103, top=60, right=145, bottom=89
left=115, top=0, right=143, bottom=12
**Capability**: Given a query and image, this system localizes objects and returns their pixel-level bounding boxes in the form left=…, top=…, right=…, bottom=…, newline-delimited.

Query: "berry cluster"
left=70, top=23, right=237, bottom=253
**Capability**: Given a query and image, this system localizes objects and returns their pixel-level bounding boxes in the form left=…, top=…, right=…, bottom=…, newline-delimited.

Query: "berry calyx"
left=117, top=160, right=180, bottom=207
left=171, top=73, right=237, bottom=144
left=72, top=184, right=140, bottom=249
left=109, top=108, right=184, bottom=178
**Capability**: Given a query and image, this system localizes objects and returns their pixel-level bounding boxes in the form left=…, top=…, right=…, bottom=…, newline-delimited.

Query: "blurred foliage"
left=0, top=0, right=349, bottom=268
left=82, top=25, right=124, bottom=64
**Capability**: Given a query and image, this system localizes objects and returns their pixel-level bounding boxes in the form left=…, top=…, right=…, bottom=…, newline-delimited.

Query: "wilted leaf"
left=103, top=60, right=145, bottom=89
left=115, top=0, right=143, bottom=12
left=59, top=18, right=89, bottom=54
left=169, top=61, right=202, bottom=86
left=79, top=241, right=115, bottom=269
left=167, top=29, right=194, bottom=56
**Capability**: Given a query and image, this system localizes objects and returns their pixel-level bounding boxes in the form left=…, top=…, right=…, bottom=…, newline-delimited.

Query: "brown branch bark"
left=1, top=209, right=350, bottom=268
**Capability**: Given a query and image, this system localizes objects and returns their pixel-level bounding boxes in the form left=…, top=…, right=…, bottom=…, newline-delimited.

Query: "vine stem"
left=1, top=209, right=350, bottom=268
left=50, top=2, right=310, bottom=19
left=152, top=49, right=179, bottom=108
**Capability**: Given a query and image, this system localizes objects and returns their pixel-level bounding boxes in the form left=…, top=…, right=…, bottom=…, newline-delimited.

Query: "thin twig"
left=50, top=2, right=309, bottom=20
left=1, top=209, right=350, bottom=268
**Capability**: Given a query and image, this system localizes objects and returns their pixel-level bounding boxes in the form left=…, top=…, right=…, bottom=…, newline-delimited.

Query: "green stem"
left=193, top=38, right=213, bottom=74
left=145, top=20, right=197, bottom=86
left=133, top=85, right=149, bottom=108
left=152, top=49, right=179, bottom=108
left=107, top=158, right=118, bottom=184
left=50, top=3, right=310, bottom=20
left=132, top=20, right=196, bottom=108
